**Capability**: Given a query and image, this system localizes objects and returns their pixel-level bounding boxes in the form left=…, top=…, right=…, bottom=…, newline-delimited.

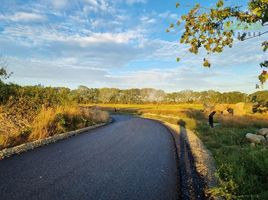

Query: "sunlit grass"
left=0, top=105, right=109, bottom=150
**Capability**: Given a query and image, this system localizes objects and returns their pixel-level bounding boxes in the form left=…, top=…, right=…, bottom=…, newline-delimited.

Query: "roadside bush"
left=90, top=109, right=110, bottom=123
left=0, top=105, right=109, bottom=150
left=0, top=83, right=110, bottom=150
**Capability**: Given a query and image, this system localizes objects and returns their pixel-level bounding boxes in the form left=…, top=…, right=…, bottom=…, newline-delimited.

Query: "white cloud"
left=7, top=56, right=109, bottom=88
left=140, top=16, right=156, bottom=24
left=126, top=0, right=147, bottom=5
left=83, top=0, right=113, bottom=13
left=0, top=12, right=46, bottom=22
left=7, top=53, right=258, bottom=92
left=79, top=31, right=140, bottom=44
left=3, top=25, right=143, bottom=45
left=50, top=0, right=68, bottom=9
left=159, top=11, right=179, bottom=20
left=85, top=0, right=98, bottom=6
left=0, top=24, right=148, bottom=69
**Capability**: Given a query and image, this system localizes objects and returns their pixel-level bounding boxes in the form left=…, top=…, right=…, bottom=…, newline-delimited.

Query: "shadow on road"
left=177, top=120, right=207, bottom=200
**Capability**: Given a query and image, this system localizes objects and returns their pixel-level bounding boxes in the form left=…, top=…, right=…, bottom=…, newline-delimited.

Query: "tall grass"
left=30, top=106, right=79, bottom=140
left=196, top=124, right=268, bottom=199
left=191, top=112, right=268, bottom=199
left=0, top=105, right=109, bottom=150
left=218, top=114, right=268, bottom=128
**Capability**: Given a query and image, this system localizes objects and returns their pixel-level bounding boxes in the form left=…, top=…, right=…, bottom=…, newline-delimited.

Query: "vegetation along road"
left=0, top=115, right=181, bottom=200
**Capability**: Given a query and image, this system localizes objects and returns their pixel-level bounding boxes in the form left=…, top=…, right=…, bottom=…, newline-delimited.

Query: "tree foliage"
left=168, top=0, right=268, bottom=84
left=2, top=84, right=265, bottom=106
left=0, top=56, right=10, bottom=82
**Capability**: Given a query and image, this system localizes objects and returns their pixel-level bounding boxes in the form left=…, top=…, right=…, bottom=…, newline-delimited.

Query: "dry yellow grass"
left=87, top=103, right=203, bottom=110
left=0, top=105, right=110, bottom=150
left=86, top=103, right=203, bottom=130
left=218, top=114, right=268, bottom=128
left=90, top=103, right=268, bottom=130
left=30, top=106, right=79, bottom=140
left=31, top=106, right=110, bottom=141
left=0, top=106, right=26, bottom=149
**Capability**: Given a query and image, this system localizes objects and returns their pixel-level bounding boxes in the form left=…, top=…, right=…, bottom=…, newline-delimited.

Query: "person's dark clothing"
left=209, top=111, right=216, bottom=128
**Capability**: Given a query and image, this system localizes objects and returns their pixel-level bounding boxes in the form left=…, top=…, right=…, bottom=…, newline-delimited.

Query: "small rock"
left=246, top=133, right=266, bottom=144
left=257, top=128, right=268, bottom=137
left=250, top=143, right=255, bottom=148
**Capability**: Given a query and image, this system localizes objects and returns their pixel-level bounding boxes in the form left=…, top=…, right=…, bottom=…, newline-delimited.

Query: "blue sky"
left=0, top=0, right=267, bottom=93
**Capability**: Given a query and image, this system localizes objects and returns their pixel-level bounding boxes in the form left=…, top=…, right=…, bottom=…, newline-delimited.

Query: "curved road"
left=0, top=115, right=178, bottom=200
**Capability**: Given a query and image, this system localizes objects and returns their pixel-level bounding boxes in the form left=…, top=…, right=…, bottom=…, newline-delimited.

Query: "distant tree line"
left=71, top=86, right=268, bottom=105
left=1, top=83, right=267, bottom=107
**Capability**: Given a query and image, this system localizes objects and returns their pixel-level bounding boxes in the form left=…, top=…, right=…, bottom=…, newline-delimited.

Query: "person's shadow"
left=177, top=119, right=186, bottom=128
left=176, top=119, right=206, bottom=199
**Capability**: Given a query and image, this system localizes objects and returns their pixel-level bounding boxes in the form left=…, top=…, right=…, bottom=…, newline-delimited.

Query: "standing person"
left=209, top=111, right=216, bottom=128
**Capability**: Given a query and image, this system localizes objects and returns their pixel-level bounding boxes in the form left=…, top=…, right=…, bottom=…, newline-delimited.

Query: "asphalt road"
left=0, top=115, right=178, bottom=200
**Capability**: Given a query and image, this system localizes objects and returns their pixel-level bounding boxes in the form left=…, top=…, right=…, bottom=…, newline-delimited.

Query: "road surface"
left=0, top=115, right=178, bottom=200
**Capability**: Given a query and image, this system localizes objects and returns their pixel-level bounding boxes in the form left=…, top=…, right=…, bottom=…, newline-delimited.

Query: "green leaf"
left=258, top=73, right=268, bottom=85
left=225, top=21, right=232, bottom=28
left=176, top=2, right=180, bottom=8
left=262, top=41, right=268, bottom=52
left=252, top=7, right=262, bottom=17
left=216, top=0, right=224, bottom=8
left=260, top=61, right=268, bottom=68
left=256, top=84, right=260, bottom=89
left=176, top=57, right=180, bottom=62
left=203, top=58, right=211, bottom=68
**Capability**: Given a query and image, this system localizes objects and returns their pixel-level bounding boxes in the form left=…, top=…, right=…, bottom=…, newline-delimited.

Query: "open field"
left=83, top=103, right=204, bottom=130
left=89, top=103, right=268, bottom=199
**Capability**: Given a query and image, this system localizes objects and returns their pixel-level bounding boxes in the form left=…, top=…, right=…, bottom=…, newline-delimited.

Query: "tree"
left=249, top=90, right=268, bottom=113
left=72, top=86, right=100, bottom=104
left=0, top=68, right=7, bottom=81
left=168, top=0, right=268, bottom=85
left=140, top=88, right=166, bottom=103
left=98, top=88, right=119, bottom=104
left=0, top=56, right=10, bottom=82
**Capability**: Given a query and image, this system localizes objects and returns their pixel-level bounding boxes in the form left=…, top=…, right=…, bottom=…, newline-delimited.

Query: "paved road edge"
left=141, top=115, right=221, bottom=199
left=0, top=118, right=113, bottom=160
left=138, top=116, right=181, bottom=200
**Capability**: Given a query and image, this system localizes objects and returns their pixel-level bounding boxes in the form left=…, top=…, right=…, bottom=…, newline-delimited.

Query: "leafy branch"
left=0, top=56, right=12, bottom=81
left=168, top=0, right=268, bottom=85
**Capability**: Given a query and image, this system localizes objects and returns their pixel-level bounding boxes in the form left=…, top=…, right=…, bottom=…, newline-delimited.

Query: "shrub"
left=0, top=105, right=110, bottom=150
left=90, top=109, right=110, bottom=123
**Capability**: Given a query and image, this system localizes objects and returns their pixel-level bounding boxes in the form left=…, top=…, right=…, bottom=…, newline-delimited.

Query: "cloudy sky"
left=0, top=0, right=267, bottom=93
